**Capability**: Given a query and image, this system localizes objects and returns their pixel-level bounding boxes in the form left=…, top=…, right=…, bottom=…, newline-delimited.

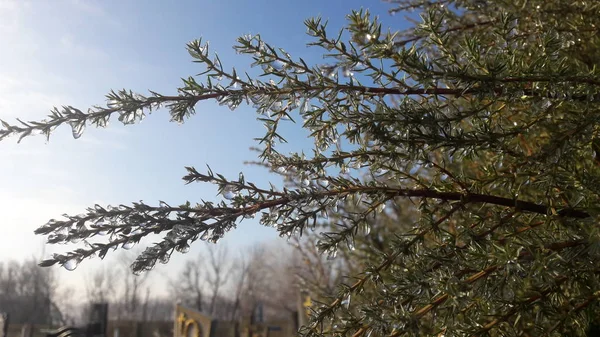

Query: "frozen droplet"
left=122, top=240, right=135, bottom=250
left=159, top=254, right=170, bottom=264
left=342, top=67, right=354, bottom=77
left=361, top=223, right=371, bottom=235
left=541, top=98, right=551, bottom=109
left=223, top=185, right=237, bottom=200
left=70, top=121, right=85, bottom=139
left=376, top=203, right=386, bottom=213
left=300, top=99, right=310, bottom=114
left=302, top=178, right=310, bottom=187
left=176, top=244, right=190, bottom=253
left=270, top=101, right=283, bottom=113
left=319, top=179, right=330, bottom=187
left=63, top=258, right=79, bottom=271
left=341, top=294, right=351, bottom=309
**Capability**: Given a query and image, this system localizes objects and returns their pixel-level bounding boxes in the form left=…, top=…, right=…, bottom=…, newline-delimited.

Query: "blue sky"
left=0, top=0, right=404, bottom=295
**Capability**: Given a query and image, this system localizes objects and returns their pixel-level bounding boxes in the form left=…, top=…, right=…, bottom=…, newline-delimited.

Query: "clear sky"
left=0, top=0, right=402, bottom=296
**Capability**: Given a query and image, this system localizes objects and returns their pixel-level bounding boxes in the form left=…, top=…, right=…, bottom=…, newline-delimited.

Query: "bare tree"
left=229, top=254, right=249, bottom=321
left=114, top=253, right=151, bottom=321
left=169, top=243, right=233, bottom=318
left=142, top=296, right=173, bottom=322
left=206, top=244, right=231, bottom=316
left=291, top=237, right=346, bottom=298
left=0, top=258, right=66, bottom=325
left=85, top=266, right=116, bottom=305
left=170, top=255, right=204, bottom=312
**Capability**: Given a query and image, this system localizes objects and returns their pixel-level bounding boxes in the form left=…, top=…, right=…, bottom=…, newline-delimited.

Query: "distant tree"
left=83, top=263, right=172, bottom=323
left=114, top=254, right=151, bottom=321
left=170, top=254, right=205, bottom=313
left=239, top=244, right=298, bottom=322
left=0, top=259, right=66, bottom=326
left=3, top=0, right=600, bottom=335
left=84, top=266, right=116, bottom=306
left=169, top=244, right=231, bottom=316
left=206, top=245, right=231, bottom=316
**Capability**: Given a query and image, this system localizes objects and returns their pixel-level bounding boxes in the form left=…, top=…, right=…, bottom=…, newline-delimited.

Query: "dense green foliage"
left=2, top=0, right=600, bottom=335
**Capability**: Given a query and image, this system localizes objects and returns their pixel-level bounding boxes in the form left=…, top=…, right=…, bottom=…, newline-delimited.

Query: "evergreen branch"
left=35, top=179, right=588, bottom=271
left=472, top=276, right=569, bottom=336
left=544, top=290, right=600, bottom=336
left=391, top=238, right=586, bottom=336
left=392, top=19, right=495, bottom=47
left=313, top=204, right=463, bottom=337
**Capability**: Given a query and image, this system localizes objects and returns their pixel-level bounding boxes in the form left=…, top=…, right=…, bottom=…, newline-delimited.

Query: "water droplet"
left=342, top=67, right=354, bottom=77
left=326, top=248, right=337, bottom=260
left=300, top=99, right=311, bottom=114
left=63, top=258, right=79, bottom=271
left=69, top=121, right=85, bottom=139
left=223, top=190, right=235, bottom=200
left=341, top=294, right=351, bottom=309
left=177, top=243, right=190, bottom=253
left=159, top=254, right=170, bottom=264
left=302, top=178, right=311, bottom=187
left=361, top=223, right=371, bottom=235
left=376, top=203, right=386, bottom=213
left=541, top=98, right=552, bottom=109
left=270, top=101, right=283, bottom=113
left=223, top=185, right=237, bottom=200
